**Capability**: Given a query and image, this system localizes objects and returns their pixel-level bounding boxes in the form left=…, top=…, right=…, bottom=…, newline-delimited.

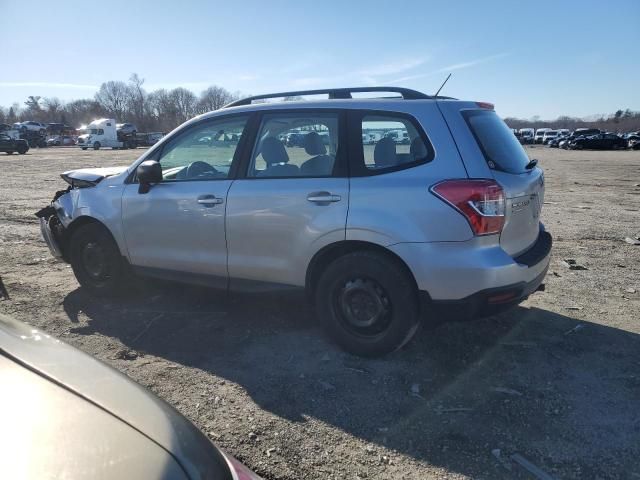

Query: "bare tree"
left=95, top=81, right=130, bottom=120
left=128, top=73, right=146, bottom=128
left=196, top=86, right=237, bottom=113
left=170, top=88, right=197, bottom=124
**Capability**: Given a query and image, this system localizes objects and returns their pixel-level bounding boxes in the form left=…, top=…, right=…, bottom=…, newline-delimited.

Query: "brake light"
left=431, top=179, right=505, bottom=235
left=476, top=101, right=494, bottom=110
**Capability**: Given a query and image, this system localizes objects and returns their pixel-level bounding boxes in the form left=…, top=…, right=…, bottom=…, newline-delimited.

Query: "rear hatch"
left=437, top=101, right=544, bottom=256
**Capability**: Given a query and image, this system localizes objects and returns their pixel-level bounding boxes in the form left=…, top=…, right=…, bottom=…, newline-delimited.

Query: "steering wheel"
left=185, top=161, right=217, bottom=179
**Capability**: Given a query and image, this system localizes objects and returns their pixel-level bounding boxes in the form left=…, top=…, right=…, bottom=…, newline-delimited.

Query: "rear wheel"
left=5, top=151, right=14, bottom=155
left=69, top=223, right=127, bottom=296
left=93, top=141, right=101, bottom=150
left=17, top=146, right=28, bottom=154
left=315, top=251, right=420, bottom=357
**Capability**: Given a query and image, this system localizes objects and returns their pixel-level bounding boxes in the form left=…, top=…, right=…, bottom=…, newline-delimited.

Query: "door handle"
left=197, top=195, right=224, bottom=206
left=307, top=192, right=341, bottom=203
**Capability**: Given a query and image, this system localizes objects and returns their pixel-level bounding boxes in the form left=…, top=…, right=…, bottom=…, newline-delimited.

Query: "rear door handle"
left=197, top=194, right=224, bottom=206
left=307, top=192, right=341, bottom=203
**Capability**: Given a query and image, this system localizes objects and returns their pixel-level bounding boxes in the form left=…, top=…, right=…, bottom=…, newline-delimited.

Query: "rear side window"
left=351, top=112, right=433, bottom=176
left=463, top=110, right=530, bottom=173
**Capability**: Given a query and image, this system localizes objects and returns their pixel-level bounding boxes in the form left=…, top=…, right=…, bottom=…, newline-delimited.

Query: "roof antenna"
left=434, top=73, right=452, bottom=97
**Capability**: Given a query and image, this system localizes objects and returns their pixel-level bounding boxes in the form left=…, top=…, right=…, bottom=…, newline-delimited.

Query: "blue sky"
left=1, top=0, right=638, bottom=119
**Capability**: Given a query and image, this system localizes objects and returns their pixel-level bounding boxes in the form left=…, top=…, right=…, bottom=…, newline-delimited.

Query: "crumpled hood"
left=61, top=166, right=128, bottom=187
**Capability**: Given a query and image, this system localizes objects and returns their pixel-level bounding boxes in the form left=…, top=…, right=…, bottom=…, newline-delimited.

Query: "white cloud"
left=389, top=52, right=510, bottom=84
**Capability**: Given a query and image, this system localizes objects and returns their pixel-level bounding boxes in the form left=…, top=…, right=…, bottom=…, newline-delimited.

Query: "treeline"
left=0, top=74, right=240, bottom=133
left=504, top=109, right=640, bottom=133
left=1, top=74, right=639, bottom=134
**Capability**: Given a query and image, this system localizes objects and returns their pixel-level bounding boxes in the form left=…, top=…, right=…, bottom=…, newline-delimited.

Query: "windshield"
left=463, top=109, right=531, bottom=173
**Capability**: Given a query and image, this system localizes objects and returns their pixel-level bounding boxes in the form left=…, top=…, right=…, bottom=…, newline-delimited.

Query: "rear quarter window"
left=463, top=110, right=531, bottom=173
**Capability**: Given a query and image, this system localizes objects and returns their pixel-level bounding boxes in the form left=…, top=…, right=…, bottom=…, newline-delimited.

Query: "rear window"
left=463, top=110, right=530, bottom=173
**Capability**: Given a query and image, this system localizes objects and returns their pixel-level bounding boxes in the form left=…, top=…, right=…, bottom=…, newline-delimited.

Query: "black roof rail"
left=224, top=86, right=432, bottom=108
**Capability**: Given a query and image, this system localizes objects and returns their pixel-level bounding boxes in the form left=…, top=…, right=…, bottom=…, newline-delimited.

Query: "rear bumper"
left=388, top=227, right=552, bottom=312
left=424, top=264, right=548, bottom=321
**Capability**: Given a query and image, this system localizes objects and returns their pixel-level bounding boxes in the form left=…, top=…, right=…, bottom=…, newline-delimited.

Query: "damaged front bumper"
left=35, top=188, right=71, bottom=260
left=38, top=210, right=64, bottom=258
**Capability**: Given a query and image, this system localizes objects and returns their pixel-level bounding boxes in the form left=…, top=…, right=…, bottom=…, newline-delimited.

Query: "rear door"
left=438, top=102, right=544, bottom=256
left=225, top=109, right=348, bottom=288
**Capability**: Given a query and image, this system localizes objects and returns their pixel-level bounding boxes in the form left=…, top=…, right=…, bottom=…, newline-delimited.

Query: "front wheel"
left=17, top=147, right=28, bottom=154
left=5, top=151, right=14, bottom=155
left=315, top=251, right=420, bottom=357
left=81, top=147, right=88, bottom=150
left=69, top=223, right=128, bottom=296
left=93, top=142, right=101, bottom=150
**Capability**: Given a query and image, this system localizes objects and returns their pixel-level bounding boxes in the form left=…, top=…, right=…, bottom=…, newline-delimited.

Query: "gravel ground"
left=1, top=145, right=639, bottom=479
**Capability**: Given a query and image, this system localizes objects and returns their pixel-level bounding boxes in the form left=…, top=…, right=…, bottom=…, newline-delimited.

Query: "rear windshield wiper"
left=525, top=158, right=538, bottom=170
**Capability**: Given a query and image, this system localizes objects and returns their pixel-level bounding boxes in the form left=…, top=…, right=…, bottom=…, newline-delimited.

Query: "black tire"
left=17, top=147, right=28, bottom=155
left=5, top=151, right=14, bottom=155
left=81, top=147, right=88, bottom=150
left=315, top=251, right=420, bottom=357
left=93, top=141, right=101, bottom=150
left=69, top=223, right=127, bottom=296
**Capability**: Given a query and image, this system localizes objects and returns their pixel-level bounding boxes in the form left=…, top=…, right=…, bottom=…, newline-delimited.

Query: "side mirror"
left=137, top=160, right=162, bottom=194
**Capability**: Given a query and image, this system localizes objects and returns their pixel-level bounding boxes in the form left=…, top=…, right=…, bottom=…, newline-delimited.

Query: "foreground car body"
left=0, top=313, right=261, bottom=480
left=37, top=87, right=551, bottom=357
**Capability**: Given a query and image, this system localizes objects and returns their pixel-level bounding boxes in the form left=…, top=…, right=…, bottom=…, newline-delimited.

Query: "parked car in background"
left=0, top=133, right=29, bottom=154
left=570, top=132, right=627, bottom=150
left=542, top=130, right=559, bottom=144
left=284, top=131, right=305, bottom=147
left=560, top=128, right=601, bottom=149
left=47, top=135, right=76, bottom=146
left=37, top=86, right=551, bottom=357
left=625, top=132, right=640, bottom=149
left=16, top=121, right=47, bottom=135
left=0, top=313, right=262, bottom=480
left=519, top=128, right=535, bottom=144
left=534, top=128, right=550, bottom=143
left=116, top=123, right=137, bottom=135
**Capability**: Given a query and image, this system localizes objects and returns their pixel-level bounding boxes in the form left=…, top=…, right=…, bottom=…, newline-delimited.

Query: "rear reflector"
left=487, top=291, right=518, bottom=304
left=431, top=179, right=505, bottom=235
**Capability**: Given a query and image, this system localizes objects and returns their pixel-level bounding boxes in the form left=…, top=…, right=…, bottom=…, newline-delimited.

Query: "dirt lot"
left=1, top=146, right=639, bottom=479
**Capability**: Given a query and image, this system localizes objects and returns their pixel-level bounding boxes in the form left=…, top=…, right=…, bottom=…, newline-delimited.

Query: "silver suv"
left=37, top=87, right=551, bottom=357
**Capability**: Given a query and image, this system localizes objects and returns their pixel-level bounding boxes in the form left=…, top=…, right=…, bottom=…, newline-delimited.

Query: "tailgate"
left=437, top=101, right=544, bottom=256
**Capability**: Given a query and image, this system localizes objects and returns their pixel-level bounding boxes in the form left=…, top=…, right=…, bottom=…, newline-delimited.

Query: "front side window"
left=247, top=112, right=340, bottom=178
left=360, top=114, right=432, bottom=172
left=157, top=115, right=248, bottom=181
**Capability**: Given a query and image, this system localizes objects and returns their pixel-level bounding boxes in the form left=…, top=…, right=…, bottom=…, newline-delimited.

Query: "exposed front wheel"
left=69, top=223, right=127, bottom=296
left=315, top=251, right=420, bottom=357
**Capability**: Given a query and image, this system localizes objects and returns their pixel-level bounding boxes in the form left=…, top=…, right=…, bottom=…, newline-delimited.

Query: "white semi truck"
left=77, top=119, right=137, bottom=150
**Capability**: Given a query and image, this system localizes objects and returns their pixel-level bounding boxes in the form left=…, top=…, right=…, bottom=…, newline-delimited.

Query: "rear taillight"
left=431, top=179, right=505, bottom=236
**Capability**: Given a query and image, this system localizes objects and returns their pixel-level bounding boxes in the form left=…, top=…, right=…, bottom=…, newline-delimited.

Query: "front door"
left=226, top=110, right=349, bottom=288
left=121, top=114, right=251, bottom=286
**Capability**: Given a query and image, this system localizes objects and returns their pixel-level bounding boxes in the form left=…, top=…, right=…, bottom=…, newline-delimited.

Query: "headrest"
left=374, top=137, right=397, bottom=167
left=261, top=137, right=289, bottom=165
left=304, top=132, right=327, bottom=156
